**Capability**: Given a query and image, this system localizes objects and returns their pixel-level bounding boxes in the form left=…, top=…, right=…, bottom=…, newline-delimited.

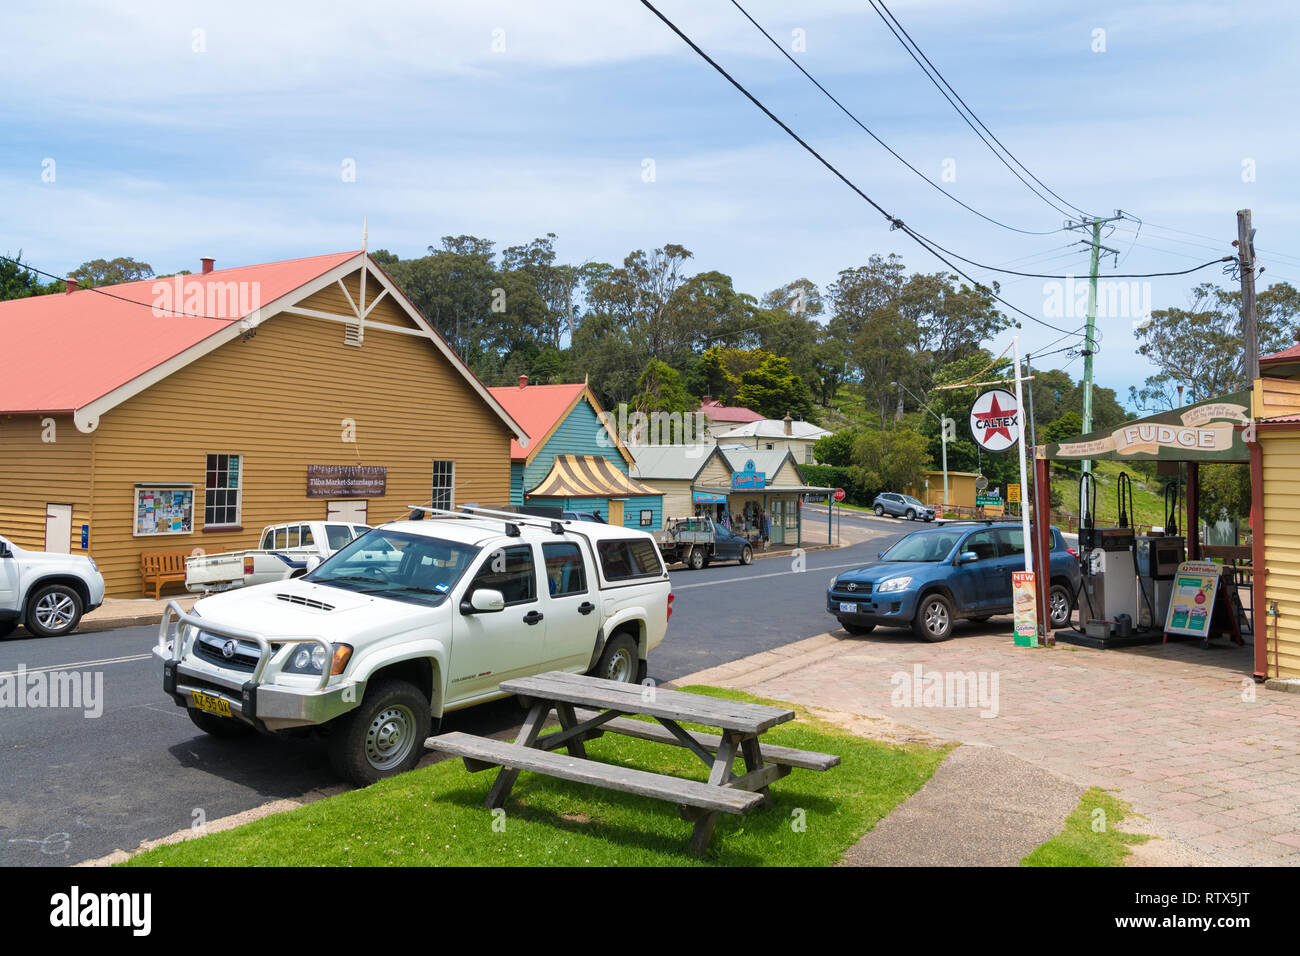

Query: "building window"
left=432, top=460, right=455, bottom=510
left=805, top=445, right=814, bottom=464
left=204, top=454, right=241, bottom=528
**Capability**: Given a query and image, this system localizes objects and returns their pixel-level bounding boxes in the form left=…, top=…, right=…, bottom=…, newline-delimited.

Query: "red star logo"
left=979, top=394, right=1015, bottom=444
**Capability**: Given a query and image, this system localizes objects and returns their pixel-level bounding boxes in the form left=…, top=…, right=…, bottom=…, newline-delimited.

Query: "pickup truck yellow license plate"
left=191, top=690, right=232, bottom=717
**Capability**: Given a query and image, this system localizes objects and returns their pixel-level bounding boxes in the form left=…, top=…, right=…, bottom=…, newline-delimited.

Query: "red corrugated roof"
left=0, top=251, right=360, bottom=414
left=1261, top=342, right=1300, bottom=365
left=488, top=383, right=587, bottom=460
left=699, top=399, right=763, bottom=423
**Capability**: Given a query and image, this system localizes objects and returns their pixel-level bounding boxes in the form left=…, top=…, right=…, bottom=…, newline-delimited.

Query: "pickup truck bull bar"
left=158, top=600, right=334, bottom=692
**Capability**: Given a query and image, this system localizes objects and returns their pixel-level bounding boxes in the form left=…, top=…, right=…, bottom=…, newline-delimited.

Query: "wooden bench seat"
left=140, top=550, right=190, bottom=599
left=571, top=709, right=841, bottom=771
left=430, top=731, right=765, bottom=815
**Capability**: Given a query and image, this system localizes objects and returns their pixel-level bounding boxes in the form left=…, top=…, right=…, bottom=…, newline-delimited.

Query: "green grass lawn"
left=122, top=687, right=951, bottom=867
left=1051, top=460, right=1174, bottom=530
left=1021, top=787, right=1150, bottom=866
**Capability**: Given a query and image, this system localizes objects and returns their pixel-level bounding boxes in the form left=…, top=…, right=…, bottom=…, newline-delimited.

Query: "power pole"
left=1237, top=209, right=1259, bottom=382
left=1065, top=212, right=1123, bottom=480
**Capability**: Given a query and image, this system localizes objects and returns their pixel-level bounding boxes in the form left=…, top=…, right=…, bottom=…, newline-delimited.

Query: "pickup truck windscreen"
left=305, top=530, right=480, bottom=607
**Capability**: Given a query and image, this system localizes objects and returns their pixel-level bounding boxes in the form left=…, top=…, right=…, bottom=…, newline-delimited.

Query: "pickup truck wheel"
left=329, top=679, right=430, bottom=786
left=739, top=546, right=753, bottom=566
left=913, top=593, right=955, bottom=642
left=24, top=584, right=83, bottom=637
left=188, top=708, right=255, bottom=738
left=686, top=548, right=705, bottom=571
left=593, top=633, right=639, bottom=684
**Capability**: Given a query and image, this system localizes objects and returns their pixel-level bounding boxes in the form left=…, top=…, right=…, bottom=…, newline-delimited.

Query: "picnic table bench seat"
left=431, top=731, right=765, bottom=815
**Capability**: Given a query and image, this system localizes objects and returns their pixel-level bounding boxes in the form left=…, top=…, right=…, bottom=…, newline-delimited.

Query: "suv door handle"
left=523, top=610, right=544, bottom=625
left=578, top=602, right=595, bottom=615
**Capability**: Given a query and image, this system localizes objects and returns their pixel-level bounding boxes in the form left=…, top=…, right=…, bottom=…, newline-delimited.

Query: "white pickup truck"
left=0, top=533, right=106, bottom=638
left=155, top=508, right=673, bottom=785
left=185, top=520, right=370, bottom=594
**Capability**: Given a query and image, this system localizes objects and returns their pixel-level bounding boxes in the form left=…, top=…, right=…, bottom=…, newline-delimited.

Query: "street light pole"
left=892, top=381, right=950, bottom=511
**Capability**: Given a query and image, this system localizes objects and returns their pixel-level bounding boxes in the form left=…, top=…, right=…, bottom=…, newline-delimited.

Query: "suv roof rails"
left=408, top=504, right=565, bottom=537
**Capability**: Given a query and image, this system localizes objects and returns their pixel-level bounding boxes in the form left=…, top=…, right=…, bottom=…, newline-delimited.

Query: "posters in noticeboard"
left=133, top=485, right=194, bottom=536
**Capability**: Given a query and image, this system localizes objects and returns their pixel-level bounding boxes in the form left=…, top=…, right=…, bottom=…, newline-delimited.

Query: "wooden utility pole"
left=1237, top=209, right=1259, bottom=382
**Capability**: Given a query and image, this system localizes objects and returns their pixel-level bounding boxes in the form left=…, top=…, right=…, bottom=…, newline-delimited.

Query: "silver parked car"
left=872, top=493, right=936, bottom=522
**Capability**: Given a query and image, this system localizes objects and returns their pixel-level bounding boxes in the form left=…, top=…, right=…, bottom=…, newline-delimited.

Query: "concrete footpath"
left=680, top=625, right=1290, bottom=866
left=73, top=594, right=195, bottom=634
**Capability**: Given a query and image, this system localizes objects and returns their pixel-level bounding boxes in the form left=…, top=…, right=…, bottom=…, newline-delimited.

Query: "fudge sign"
left=969, top=388, right=1020, bottom=452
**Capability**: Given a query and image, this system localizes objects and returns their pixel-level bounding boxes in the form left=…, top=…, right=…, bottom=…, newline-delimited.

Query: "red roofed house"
left=698, top=396, right=763, bottom=441
left=0, top=250, right=525, bottom=597
left=487, top=376, right=661, bottom=529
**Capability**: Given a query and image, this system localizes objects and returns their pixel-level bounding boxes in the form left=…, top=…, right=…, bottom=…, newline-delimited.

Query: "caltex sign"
left=969, top=388, right=1020, bottom=452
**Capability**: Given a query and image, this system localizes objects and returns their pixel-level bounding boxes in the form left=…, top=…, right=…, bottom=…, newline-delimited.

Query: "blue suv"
left=826, top=522, right=1080, bottom=641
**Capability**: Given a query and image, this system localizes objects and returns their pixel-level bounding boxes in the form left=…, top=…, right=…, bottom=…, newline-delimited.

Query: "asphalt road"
left=0, top=529, right=905, bottom=866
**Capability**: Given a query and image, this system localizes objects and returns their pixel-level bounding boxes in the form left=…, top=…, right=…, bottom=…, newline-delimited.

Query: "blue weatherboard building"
left=488, top=377, right=663, bottom=530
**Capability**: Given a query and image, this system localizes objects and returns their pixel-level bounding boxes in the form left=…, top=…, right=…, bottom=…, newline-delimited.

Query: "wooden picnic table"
left=426, top=671, right=839, bottom=855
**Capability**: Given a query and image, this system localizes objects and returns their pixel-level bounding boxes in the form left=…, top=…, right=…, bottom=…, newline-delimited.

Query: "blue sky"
left=3, top=0, right=1298, bottom=403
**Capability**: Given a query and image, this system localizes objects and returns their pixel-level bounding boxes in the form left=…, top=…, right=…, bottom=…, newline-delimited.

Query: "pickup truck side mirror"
left=956, top=551, right=978, bottom=564
left=460, top=588, right=506, bottom=615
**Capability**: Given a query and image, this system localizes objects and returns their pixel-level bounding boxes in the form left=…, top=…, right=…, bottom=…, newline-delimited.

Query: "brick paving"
left=682, top=626, right=1300, bottom=865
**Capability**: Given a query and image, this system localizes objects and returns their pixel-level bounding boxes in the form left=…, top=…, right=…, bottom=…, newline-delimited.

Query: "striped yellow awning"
left=526, top=455, right=662, bottom=499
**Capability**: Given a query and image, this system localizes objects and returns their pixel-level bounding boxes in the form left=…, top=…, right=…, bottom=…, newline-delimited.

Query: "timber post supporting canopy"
left=1033, top=390, right=1253, bottom=648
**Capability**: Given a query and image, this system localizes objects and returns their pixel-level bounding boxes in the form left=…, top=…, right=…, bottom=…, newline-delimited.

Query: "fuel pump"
left=1078, top=471, right=1139, bottom=635
left=1135, top=477, right=1186, bottom=630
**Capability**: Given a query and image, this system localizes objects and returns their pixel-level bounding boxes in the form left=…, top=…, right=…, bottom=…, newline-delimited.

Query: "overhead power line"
left=866, top=0, right=1094, bottom=220
left=638, top=0, right=1083, bottom=337
left=729, top=0, right=1063, bottom=237
left=0, top=254, right=234, bottom=320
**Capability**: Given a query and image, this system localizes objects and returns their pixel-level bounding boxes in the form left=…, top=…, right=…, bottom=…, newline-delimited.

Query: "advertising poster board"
left=133, top=485, right=194, bottom=536
left=1164, top=561, right=1222, bottom=638
left=1012, top=571, right=1038, bottom=646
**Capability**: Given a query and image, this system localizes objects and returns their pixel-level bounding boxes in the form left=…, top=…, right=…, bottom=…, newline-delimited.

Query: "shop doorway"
left=44, top=503, right=72, bottom=553
left=607, top=499, right=625, bottom=527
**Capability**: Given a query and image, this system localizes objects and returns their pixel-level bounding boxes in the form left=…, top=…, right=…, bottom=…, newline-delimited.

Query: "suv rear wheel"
left=328, top=678, right=431, bottom=787
left=874, top=504, right=885, bottom=516
left=1049, top=583, right=1074, bottom=628
left=913, top=593, right=955, bottom=642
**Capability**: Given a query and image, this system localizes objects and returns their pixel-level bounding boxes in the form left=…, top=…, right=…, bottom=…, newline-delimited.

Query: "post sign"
left=1164, top=562, right=1223, bottom=637
left=976, top=494, right=1002, bottom=507
left=306, top=465, right=387, bottom=498
left=970, top=388, right=1020, bottom=452
left=832, top=488, right=846, bottom=502
left=1008, top=483, right=1021, bottom=503
left=1012, top=571, right=1038, bottom=646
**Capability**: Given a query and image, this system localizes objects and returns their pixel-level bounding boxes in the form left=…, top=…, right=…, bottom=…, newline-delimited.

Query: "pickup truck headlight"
left=876, top=576, right=913, bottom=593
left=283, top=643, right=353, bottom=676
